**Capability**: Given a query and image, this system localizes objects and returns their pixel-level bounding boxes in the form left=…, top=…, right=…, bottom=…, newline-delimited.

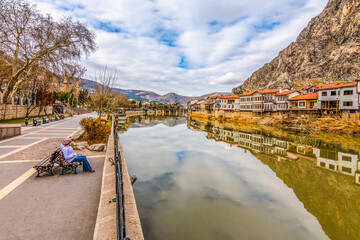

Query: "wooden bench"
left=53, top=149, right=79, bottom=175
left=33, top=151, right=58, bottom=177
left=33, top=118, right=42, bottom=126
left=33, top=149, right=80, bottom=177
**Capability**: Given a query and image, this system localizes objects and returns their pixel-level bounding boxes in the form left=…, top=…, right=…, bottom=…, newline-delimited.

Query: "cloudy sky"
left=30, top=0, right=327, bottom=96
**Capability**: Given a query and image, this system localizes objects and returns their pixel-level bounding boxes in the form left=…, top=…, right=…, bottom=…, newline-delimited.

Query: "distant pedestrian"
left=60, top=138, right=95, bottom=172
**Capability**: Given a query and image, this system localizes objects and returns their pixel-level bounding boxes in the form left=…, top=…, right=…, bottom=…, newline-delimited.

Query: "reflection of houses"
left=237, top=131, right=289, bottom=157
left=213, top=127, right=239, bottom=145
left=314, top=148, right=359, bottom=177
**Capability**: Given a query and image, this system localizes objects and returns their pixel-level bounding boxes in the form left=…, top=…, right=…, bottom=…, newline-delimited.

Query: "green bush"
left=79, top=117, right=111, bottom=145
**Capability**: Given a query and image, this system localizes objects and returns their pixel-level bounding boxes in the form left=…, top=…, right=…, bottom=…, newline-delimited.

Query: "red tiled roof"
left=208, top=96, right=217, bottom=99
left=317, top=82, right=356, bottom=90
left=258, top=88, right=283, bottom=94
left=218, top=95, right=239, bottom=99
left=288, top=93, right=318, bottom=101
left=239, top=91, right=257, bottom=96
left=275, top=90, right=299, bottom=96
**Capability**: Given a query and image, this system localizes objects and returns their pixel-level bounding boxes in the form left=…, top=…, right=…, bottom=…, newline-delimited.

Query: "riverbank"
left=188, top=112, right=360, bottom=135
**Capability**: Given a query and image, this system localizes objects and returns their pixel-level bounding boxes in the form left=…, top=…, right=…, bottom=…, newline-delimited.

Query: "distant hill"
left=80, top=78, right=230, bottom=105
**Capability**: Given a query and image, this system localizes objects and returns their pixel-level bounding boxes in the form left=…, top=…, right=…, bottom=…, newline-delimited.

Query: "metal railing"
left=113, top=120, right=130, bottom=240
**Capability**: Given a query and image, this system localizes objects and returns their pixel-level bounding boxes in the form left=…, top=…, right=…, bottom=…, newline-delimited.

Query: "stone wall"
left=0, top=125, right=21, bottom=139
left=0, top=104, right=53, bottom=120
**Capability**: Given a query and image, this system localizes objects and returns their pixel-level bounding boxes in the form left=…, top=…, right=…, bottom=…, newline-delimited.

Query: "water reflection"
left=119, top=117, right=360, bottom=240
left=188, top=118, right=360, bottom=240
left=188, top=119, right=360, bottom=182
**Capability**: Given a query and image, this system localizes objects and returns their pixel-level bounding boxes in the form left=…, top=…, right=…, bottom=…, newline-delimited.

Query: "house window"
left=322, top=92, right=327, bottom=96
left=299, top=101, right=305, bottom=107
left=320, top=162, right=325, bottom=167
left=342, top=167, right=352, bottom=174
left=343, top=101, right=353, bottom=106
left=342, top=155, right=352, bottom=162
left=331, top=91, right=336, bottom=96
left=344, top=90, right=353, bottom=95
left=329, top=164, right=335, bottom=170
left=292, top=102, right=297, bottom=107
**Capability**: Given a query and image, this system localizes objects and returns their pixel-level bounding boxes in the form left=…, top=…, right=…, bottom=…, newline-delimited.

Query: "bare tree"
left=89, top=67, right=116, bottom=118
left=109, top=92, right=130, bottom=112
left=0, top=0, right=96, bottom=103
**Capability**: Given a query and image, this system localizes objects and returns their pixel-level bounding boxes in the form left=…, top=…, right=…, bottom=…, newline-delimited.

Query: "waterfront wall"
left=0, top=124, right=21, bottom=140
left=0, top=104, right=53, bottom=120
left=93, top=122, right=144, bottom=240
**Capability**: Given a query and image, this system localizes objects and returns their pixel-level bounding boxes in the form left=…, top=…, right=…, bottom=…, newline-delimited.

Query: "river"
left=118, top=116, right=360, bottom=240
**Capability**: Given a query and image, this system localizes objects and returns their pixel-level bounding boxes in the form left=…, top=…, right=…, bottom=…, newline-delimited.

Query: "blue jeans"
left=72, top=156, right=92, bottom=171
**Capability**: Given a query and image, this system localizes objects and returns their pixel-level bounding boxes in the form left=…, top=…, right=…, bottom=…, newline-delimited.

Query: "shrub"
left=79, top=117, right=111, bottom=145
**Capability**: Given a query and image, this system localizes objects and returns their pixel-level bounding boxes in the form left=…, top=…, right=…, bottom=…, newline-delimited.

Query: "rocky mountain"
left=233, top=0, right=360, bottom=93
left=80, top=79, right=229, bottom=105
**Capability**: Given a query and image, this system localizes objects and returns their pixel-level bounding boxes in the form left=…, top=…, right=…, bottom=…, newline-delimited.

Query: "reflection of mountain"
left=122, top=116, right=187, bottom=129
left=188, top=119, right=360, bottom=240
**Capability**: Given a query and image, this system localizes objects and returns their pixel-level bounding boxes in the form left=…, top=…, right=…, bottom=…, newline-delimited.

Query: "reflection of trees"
left=254, top=153, right=360, bottom=240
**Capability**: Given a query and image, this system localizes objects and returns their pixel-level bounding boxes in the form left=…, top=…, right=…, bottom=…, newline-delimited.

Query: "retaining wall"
left=0, top=104, right=53, bottom=120
left=0, top=124, right=21, bottom=140
left=93, top=124, right=144, bottom=240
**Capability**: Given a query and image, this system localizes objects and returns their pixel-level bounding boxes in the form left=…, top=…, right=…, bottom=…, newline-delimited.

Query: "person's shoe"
left=85, top=169, right=95, bottom=172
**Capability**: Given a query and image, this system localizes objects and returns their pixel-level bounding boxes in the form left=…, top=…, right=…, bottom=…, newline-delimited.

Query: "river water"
left=118, top=116, right=360, bottom=240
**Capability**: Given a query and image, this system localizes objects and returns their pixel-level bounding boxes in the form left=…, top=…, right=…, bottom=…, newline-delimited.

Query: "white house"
left=275, top=90, right=300, bottom=111
left=218, top=95, right=240, bottom=110
left=239, top=91, right=256, bottom=111
left=251, top=92, right=264, bottom=112
left=259, top=88, right=288, bottom=112
left=316, top=82, right=358, bottom=111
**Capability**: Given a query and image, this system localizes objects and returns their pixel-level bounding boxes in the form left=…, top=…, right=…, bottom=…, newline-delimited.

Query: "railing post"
left=113, top=117, right=129, bottom=240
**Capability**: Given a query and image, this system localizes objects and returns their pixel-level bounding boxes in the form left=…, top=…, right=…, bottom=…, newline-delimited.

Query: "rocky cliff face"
left=233, top=0, right=360, bottom=93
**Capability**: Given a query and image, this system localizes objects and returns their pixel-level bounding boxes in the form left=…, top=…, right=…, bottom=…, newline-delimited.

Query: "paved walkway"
left=0, top=114, right=105, bottom=240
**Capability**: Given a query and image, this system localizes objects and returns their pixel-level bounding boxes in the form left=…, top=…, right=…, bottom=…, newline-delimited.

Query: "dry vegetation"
left=190, top=112, right=360, bottom=135
left=267, top=113, right=360, bottom=135
left=78, top=117, right=111, bottom=145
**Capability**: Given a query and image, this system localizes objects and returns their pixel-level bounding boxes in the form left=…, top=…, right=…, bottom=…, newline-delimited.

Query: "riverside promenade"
left=0, top=114, right=106, bottom=240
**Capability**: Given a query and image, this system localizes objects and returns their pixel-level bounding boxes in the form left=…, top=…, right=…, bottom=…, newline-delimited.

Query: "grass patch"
left=0, top=114, right=56, bottom=124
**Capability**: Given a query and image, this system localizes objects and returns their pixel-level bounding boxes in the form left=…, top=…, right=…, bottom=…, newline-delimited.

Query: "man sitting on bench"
left=60, top=138, right=95, bottom=172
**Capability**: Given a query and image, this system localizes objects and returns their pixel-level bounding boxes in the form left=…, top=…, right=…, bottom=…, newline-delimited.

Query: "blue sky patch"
left=94, top=21, right=122, bottom=33
left=177, top=57, right=189, bottom=69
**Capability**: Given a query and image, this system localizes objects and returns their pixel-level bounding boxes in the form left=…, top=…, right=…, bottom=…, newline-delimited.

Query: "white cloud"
left=209, top=72, right=242, bottom=86
left=30, top=0, right=328, bottom=96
